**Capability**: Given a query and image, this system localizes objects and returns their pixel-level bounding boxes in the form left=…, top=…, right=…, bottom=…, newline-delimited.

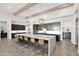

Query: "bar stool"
left=30, top=38, right=41, bottom=55
left=38, top=39, right=45, bottom=47
left=21, top=36, right=24, bottom=40
left=34, top=38, right=39, bottom=48
left=16, top=35, right=20, bottom=41
left=23, top=36, right=30, bottom=48
left=30, top=37, right=35, bottom=46
left=18, top=35, right=25, bottom=46
left=28, top=37, right=31, bottom=43
left=18, top=35, right=20, bottom=39
left=15, top=35, right=19, bottom=39
left=18, top=35, right=22, bottom=41
left=38, top=39, right=45, bottom=55
left=24, top=36, right=28, bottom=42
left=30, top=37, right=37, bottom=52
left=20, top=35, right=23, bottom=39
left=33, top=39, right=40, bottom=54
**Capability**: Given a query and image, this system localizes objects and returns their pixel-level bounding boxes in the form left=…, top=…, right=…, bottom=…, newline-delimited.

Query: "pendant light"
left=38, top=3, right=44, bottom=29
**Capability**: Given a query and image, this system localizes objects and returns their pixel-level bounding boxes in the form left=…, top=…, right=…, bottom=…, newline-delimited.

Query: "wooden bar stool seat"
left=20, top=35, right=23, bottom=40
left=38, top=39, right=46, bottom=55
left=38, top=39, right=45, bottom=47
left=30, top=37, right=37, bottom=51
left=31, top=37, right=35, bottom=44
left=24, top=36, right=28, bottom=41
left=19, top=36, right=25, bottom=43
left=18, top=36, right=25, bottom=46
left=23, top=36, right=30, bottom=48
left=15, top=35, right=19, bottom=39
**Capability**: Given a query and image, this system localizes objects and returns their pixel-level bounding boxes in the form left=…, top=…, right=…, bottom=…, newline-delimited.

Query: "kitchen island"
left=34, top=31, right=61, bottom=41
left=15, top=33, right=56, bottom=56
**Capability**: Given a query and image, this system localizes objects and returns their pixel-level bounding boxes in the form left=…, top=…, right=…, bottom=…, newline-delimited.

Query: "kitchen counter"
left=37, top=31, right=61, bottom=35
left=16, top=33, right=55, bottom=40
left=34, top=31, right=60, bottom=41
left=15, top=33, right=56, bottom=56
left=11, top=31, right=26, bottom=38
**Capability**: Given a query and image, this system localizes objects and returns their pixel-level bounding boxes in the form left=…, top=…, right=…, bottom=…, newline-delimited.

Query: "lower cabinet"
left=63, top=32, right=71, bottom=39
left=1, top=31, right=7, bottom=38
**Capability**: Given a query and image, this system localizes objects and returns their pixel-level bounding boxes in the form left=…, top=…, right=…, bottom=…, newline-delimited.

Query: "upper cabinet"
left=11, top=24, right=25, bottom=30
left=33, top=22, right=61, bottom=33
left=46, top=22, right=61, bottom=31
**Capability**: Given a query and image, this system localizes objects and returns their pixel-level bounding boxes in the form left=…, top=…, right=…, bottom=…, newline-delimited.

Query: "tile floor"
left=0, top=38, right=78, bottom=56
left=53, top=39, right=78, bottom=56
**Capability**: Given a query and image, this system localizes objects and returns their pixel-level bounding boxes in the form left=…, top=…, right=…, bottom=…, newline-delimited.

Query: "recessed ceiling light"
left=8, top=6, right=12, bottom=9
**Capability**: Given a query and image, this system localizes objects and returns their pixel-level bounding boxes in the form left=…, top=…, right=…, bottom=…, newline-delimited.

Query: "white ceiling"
left=0, top=3, right=74, bottom=19
left=0, top=3, right=26, bottom=13
left=19, top=3, right=63, bottom=17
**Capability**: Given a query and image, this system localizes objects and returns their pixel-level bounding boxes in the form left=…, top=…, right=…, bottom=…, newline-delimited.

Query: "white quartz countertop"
left=11, top=30, right=26, bottom=33
left=15, top=33, right=55, bottom=40
left=38, top=31, right=61, bottom=35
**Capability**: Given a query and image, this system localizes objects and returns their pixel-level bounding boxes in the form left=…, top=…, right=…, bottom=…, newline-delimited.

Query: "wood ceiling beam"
left=25, top=3, right=74, bottom=19
left=14, top=3, right=37, bottom=15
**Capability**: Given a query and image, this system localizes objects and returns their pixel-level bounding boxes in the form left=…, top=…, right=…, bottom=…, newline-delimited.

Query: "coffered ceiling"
left=0, top=3, right=74, bottom=19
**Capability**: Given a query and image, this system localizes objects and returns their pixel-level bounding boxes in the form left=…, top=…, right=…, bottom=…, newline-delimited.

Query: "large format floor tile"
left=53, top=39, right=78, bottom=56
left=0, top=38, right=78, bottom=56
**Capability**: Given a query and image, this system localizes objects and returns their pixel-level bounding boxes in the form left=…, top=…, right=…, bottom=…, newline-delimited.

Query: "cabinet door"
left=63, top=32, right=71, bottom=39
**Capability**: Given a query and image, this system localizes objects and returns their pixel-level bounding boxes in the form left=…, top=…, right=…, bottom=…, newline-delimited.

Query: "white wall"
left=0, top=10, right=26, bottom=39
left=62, top=16, right=73, bottom=32
left=78, top=3, right=79, bottom=54
left=71, top=14, right=77, bottom=44
left=0, top=9, right=26, bottom=24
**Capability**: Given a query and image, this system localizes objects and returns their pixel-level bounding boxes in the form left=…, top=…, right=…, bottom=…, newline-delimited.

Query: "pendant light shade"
left=39, top=18, right=44, bottom=24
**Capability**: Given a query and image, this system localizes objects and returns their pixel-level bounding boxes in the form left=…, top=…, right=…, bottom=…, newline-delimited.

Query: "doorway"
left=0, top=21, right=7, bottom=40
left=62, top=20, right=71, bottom=40
left=76, top=18, right=78, bottom=47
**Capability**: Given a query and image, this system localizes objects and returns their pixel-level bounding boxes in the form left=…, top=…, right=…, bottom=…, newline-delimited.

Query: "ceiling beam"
left=14, top=3, right=37, bottom=15
left=48, top=14, right=73, bottom=20
left=25, top=3, right=74, bottom=19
